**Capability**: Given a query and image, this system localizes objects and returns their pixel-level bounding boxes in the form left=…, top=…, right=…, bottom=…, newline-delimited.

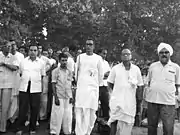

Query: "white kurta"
left=107, top=63, right=143, bottom=124
left=75, top=53, right=103, bottom=110
left=8, top=52, right=24, bottom=120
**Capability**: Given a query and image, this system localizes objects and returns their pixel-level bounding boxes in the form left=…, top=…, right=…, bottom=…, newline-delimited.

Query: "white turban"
left=157, top=42, right=173, bottom=56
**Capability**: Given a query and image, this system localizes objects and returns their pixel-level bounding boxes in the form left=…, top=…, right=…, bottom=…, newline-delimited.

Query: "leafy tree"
left=1, top=0, right=180, bottom=64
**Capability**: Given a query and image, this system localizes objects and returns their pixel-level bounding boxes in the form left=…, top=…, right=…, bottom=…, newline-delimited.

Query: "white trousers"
left=50, top=98, right=72, bottom=135
left=116, top=121, right=133, bottom=135
left=75, top=108, right=96, bottom=135
left=8, top=88, right=19, bottom=123
left=39, top=76, right=49, bottom=120
left=0, top=88, right=12, bottom=132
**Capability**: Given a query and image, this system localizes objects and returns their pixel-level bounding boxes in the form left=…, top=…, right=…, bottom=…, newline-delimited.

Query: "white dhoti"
left=50, top=98, right=72, bottom=135
left=0, top=88, right=12, bottom=132
left=108, top=93, right=135, bottom=135
left=8, top=88, right=19, bottom=123
left=40, top=75, right=49, bottom=120
left=116, top=121, right=133, bottom=135
left=75, top=108, right=96, bottom=135
left=8, top=74, right=20, bottom=123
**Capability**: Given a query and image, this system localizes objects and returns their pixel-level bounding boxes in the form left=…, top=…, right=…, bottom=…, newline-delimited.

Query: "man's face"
left=42, top=50, right=48, bottom=57
left=38, top=45, right=42, bottom=54
left=11, top=42, right=17, bottom=52
left=100, top=50, right=107, bottom=59
left=29, top=46, right=38, bottom=57
left=85, top=40, right=94, bottom=53
left=60, top=57, right=68, bottom=68
left=159, top=48, right=170, bottom=64
left=3, top=42, right=11, bottom=53
left=19, top=48, right=26, bottom=56
left=121, top=49, right=132, bottom=62
left=48, top=48, right=53, bottom=56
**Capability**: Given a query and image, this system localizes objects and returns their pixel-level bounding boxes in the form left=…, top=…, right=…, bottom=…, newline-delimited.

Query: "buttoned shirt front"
left=0, top=52, right=18, bottom=88
left=146, top=61, right=180, bottom=105
left=52, top=67, right=72, bottom=99
left=19, top=57, right=46, bottom=93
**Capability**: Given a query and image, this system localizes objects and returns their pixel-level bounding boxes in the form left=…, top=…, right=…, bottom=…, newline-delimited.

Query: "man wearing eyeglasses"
left=146, top=43, right=180, bottom=135
left=16, top=44, right=45, bottom=135
left=75, top=38, right=103, bottom=135
left=107, top=48, right=143, bottom=135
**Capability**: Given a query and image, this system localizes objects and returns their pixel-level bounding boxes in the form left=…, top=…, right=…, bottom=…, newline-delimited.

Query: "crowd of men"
left=0, top=39, right=180, bottom=135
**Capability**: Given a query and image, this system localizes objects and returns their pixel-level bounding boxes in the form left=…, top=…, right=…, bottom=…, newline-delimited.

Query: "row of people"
left=0, top=39, right=180, bottom=135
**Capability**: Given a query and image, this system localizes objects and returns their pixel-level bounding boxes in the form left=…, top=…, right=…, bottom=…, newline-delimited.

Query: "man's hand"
left=55, top=96, right=60, bottom=106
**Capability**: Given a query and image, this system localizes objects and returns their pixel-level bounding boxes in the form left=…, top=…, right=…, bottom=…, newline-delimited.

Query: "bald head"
left=121, top=49, right=132, bottom=62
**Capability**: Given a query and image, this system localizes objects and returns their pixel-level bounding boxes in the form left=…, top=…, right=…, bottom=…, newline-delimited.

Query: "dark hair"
left=19, top=46, right=26, bottom=50
left=58, top=53, right=68, bottom=60
left=28, top=44, right=38, bottom=49
left=97, top=48, right=107, bottom=54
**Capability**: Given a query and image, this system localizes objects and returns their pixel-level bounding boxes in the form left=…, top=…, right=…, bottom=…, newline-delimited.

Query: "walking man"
left=146, top=43, right=180, bottom=135
left=75, top=38, right=103, bottom=135
left=107, top=48, right=143, bottom=135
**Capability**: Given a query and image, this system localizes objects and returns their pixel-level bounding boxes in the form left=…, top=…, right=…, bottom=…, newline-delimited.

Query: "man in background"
left=98, top=48, right=111, bottom=122
left=8, top=41, right=24, bottom=124
left=0, top=41, right=19, bottom=133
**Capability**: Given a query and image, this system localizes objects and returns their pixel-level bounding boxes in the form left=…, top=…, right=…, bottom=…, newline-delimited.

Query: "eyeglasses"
left=86, top=44, right=93, bottom=46
left=121, top=53, right=131, bottom=56
left=30, top=49, right=37, bottom=52
left=159, top=51, right=169, bottom=54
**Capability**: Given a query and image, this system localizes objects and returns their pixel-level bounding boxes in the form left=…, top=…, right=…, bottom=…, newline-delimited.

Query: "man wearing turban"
left=146, top=42, right=180, bottom=135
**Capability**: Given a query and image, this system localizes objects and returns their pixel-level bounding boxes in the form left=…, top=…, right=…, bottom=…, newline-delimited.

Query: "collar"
left=2, top=52, right=11, bottom=58
left=159, top=60, right=172, bottom=66
left=59, top=66, right=68, bottom=71
left=27, top=56, right=39, bottom=61
left=120, top=62, right=132, bottom=68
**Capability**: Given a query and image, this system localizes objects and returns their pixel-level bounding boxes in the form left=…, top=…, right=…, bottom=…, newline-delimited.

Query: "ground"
left=3, top=120, right=180, bottom=135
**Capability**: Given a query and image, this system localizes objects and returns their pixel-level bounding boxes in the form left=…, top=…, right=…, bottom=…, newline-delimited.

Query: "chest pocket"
left=165, top=68, right=175, bottom=83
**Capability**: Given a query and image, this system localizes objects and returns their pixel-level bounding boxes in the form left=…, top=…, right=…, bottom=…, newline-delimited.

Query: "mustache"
left=161, top=55, right=167, bottom=58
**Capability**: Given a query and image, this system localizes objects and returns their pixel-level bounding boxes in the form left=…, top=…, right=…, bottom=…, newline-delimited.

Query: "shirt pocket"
left=165, top=70, right=175, bottom=83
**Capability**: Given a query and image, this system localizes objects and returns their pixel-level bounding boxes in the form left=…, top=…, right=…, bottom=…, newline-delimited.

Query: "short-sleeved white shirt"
left=19, top=57, right=46, bottom=93
left=146, top=61, right=180, bottom=105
